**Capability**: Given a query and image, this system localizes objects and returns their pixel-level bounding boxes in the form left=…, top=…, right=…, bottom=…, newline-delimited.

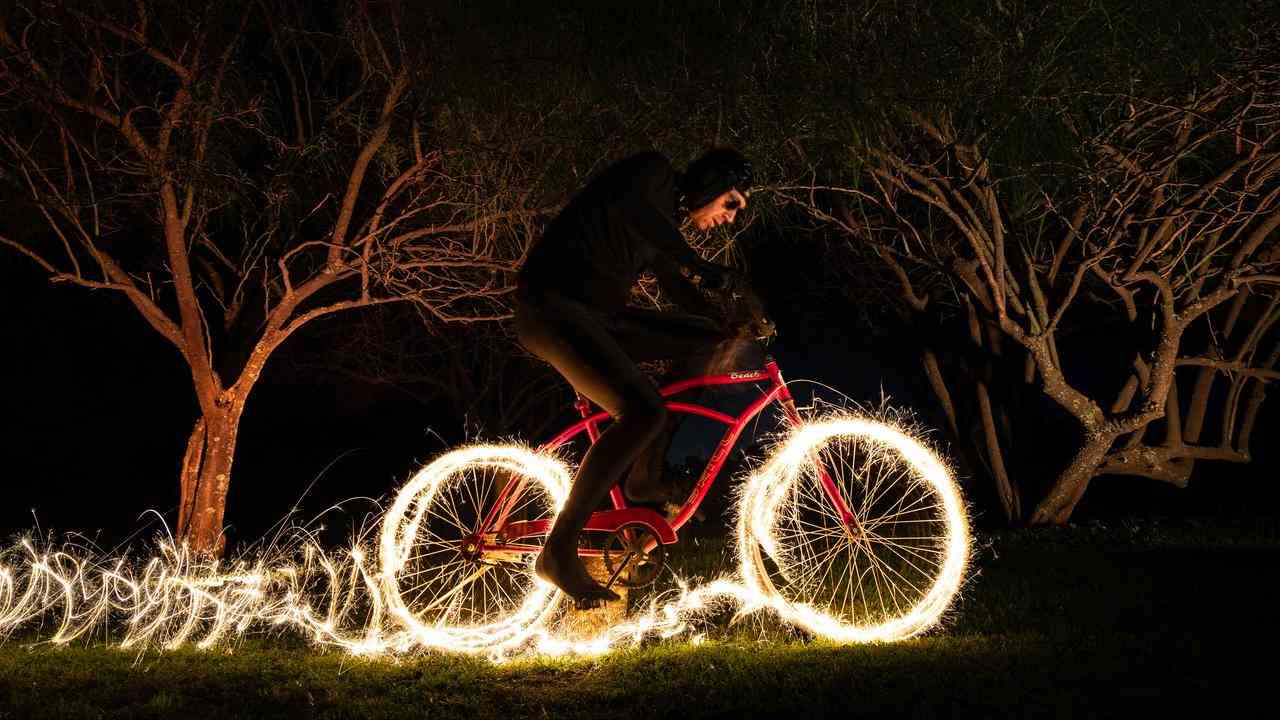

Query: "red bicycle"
left=377, top=294, right=968, bottom=652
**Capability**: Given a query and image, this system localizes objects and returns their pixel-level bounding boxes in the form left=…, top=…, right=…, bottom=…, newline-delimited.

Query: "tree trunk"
left=177, top=403, right=245, bottom=555
left=1029, top=434, right=1115, bottom=525
left=966, top=299, right=1021, bottom=524
left=920, top=348, right=960, bottom=440
left=976, top=379, right=1021, bottom=523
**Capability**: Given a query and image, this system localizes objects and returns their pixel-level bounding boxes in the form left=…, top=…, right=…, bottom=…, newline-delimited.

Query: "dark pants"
left=514, top=289, right=742, bottom=550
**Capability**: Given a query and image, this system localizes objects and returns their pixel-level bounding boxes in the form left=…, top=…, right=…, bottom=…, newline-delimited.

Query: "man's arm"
left=626, top=200, right=702, bottom=267
left=621, top=153, right=705, bottom=267
left=652, top=252, right=716, bottom=317
left=622, top=153, right=731, bottom=311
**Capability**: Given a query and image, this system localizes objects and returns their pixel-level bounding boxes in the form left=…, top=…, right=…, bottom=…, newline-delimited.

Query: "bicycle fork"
left=767, top=361, right=865, bottom=540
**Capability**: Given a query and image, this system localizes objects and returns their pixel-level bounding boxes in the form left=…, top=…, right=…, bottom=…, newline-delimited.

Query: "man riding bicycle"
left=514, top=147, right=755, bottom=607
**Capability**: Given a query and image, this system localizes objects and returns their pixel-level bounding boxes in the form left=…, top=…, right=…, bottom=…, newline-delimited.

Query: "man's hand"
left=694, top=260, right=731, bottom=291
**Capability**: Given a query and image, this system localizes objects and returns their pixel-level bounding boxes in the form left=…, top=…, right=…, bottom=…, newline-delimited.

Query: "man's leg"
left=514, top=293, right=669, bottom=605
left=604, top=308, right=758, bottom=504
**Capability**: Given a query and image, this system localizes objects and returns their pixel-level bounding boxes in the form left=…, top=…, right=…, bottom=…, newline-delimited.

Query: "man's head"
left=682, top=147, right=754, bottom=231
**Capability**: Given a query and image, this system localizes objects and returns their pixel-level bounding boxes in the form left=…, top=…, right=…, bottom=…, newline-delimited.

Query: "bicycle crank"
left=602, top=522, right=667, bottom=589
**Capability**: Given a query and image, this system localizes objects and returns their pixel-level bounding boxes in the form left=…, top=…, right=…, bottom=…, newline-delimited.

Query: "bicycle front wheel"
left=736, top=416, right=969, bottom=641
left=378, top=444, right=571, bottom=653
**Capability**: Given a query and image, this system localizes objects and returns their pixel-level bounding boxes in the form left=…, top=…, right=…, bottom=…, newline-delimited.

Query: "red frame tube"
left=481, top=359, right=856, bottom=553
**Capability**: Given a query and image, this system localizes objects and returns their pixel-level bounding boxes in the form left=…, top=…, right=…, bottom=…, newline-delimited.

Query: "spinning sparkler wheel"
left=379, top=445, right=571, bottom=653
left=737, top=417, right=969, bottom=642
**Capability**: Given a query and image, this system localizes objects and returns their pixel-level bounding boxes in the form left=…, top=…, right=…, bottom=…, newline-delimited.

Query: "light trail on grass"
left=0, top=413, right=969, bottom=661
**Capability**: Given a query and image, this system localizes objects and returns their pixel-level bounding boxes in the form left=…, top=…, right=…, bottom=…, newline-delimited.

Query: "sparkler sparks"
left=0, top=414, right=968, bottom=661
left=736, top=417, right=969, bottom=643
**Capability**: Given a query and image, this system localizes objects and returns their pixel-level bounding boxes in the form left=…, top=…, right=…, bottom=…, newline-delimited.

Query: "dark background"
left=1, top=0, right=1275, bottom=550
left=4, top=223, right=1275, bottom=549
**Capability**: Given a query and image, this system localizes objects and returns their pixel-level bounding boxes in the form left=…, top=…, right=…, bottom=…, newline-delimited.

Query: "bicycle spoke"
left=420, top=565, right=491, bottom=615
left=756, top=428, right=960, bottom=629
left=385, top=450, right=561, bottom=637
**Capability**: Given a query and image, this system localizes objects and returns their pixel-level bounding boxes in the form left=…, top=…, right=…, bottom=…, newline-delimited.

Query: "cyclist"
left=514, top=147, right=754, bottom=607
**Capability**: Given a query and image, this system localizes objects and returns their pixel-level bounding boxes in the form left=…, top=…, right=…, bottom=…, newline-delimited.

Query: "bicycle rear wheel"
left=378, top=444, right=571, bottom=653
left=736, top=417, right=968, bottom=641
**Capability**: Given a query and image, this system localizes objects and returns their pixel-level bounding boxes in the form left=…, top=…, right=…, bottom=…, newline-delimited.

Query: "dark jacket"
left=518, top=152, right=709, bottom=314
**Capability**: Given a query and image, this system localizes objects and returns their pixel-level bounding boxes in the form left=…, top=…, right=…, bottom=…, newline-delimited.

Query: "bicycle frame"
left=481, top=358, right=857, bottom=559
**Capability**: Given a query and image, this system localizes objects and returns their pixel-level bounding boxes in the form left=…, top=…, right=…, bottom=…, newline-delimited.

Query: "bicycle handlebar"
left=706, top=269, right=776, bottom=343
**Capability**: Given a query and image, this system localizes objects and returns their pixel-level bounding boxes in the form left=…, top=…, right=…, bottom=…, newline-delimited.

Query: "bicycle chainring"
left=602, top=523, right=667, bottom=589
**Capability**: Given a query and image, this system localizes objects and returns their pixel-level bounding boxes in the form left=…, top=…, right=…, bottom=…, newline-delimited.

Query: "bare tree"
left=782, top=58, right=1280, bottom=525
left=293, top=308, right=572, bottom=442
left=0, top=1, right=525, bottom=552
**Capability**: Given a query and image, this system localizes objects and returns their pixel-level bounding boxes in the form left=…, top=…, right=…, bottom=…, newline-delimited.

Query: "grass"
left=1, top=516, right=1275, bottom=719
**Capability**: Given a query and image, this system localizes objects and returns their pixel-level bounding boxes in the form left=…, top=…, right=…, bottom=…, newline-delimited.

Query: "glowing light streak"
left=736, top=417, right=970, bottom=643
left=0, top=414, right=969, bottom=660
